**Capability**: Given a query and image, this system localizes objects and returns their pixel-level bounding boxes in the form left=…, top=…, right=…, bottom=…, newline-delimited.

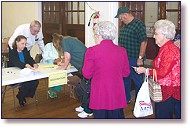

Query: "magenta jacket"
left=82, top=40, right=130, bottom=110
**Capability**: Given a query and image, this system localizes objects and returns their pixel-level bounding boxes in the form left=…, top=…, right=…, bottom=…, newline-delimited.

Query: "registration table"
left=2, top=63, right=78, bottom=110
left=2, top=63, right=78, bottom=86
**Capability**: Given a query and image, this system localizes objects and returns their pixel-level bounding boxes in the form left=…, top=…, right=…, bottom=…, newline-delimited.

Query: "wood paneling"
left=42, top=2, right=85, bottom=44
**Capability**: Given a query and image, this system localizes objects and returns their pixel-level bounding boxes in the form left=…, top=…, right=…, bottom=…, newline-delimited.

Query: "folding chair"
left=2, top=84, right=38, bottom=111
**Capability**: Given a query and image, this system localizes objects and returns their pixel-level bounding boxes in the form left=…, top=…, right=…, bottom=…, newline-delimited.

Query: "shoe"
left=75, top=106, right=84, bottom=112
left=52, top=91, right=57, bottom=98
left=78, top=111, right=93, bottom=118
left=48, top=90, right=55, bottom=99
left=16, top=94, right=24, bottom=107
left=23, top=98, right=26, bottom=104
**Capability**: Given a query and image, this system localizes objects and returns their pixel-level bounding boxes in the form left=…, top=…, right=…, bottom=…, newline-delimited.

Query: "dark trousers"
left=93, top=108, right=125, bottom=119
left=124, top=58, right=143, bottom=102
left=155, top=97, right=181, bottom=119
left=18, top=80, right=39, bottom=99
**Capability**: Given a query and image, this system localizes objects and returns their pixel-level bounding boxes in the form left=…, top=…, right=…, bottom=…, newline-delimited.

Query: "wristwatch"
left=138, top=56, right=143, bottom=59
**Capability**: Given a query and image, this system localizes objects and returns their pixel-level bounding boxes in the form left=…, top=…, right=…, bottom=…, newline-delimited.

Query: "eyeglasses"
left=119, top=15, right=122, bottom=20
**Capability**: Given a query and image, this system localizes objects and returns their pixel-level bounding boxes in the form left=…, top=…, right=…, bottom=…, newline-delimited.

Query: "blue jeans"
left=123, top=58, right=143, bottom=102
left=155, top=97, right=181, bottom=119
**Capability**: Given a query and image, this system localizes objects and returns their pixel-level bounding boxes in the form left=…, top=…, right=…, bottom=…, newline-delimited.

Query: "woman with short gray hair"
left=93, top=21, right=117, bottom=40
left=82, top=21, right=130, bottom=118
left=136, top=19, right=180, bottom=118
left=154, top=19, right=176, bottom=40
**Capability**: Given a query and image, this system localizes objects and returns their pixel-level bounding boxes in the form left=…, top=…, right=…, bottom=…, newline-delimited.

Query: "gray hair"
left=30, top=20, right=41, bottom=28
left=93, top=21, right=117, bottom=40
left=154, top=19, right=176, bottom=40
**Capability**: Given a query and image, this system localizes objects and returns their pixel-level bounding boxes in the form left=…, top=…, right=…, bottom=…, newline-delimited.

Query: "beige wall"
left=2, top=2, right=39, bottom=38
left=2, top=2, right=41, bottom=58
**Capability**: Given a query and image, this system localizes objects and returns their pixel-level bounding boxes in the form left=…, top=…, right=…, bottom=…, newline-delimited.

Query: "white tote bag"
left=133, top=69, right=153, bottom=118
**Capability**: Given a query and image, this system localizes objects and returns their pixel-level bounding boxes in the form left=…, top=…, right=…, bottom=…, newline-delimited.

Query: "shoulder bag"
left=148, top=69, right=162, bottom=102
left=74, top=78, right=91, bottom=104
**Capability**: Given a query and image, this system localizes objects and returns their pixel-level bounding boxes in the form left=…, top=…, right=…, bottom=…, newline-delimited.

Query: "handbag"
left=74, top=78, right=91, bottom=104
left=148, top=69, right=162, bottom=102
left=133, top=69, right=153, bottom=118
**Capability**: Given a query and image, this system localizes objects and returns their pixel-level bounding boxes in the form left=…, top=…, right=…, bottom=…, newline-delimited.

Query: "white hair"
left=93, top=21, right=117, bottom=40
left=154, top=19, right=176, bottom=40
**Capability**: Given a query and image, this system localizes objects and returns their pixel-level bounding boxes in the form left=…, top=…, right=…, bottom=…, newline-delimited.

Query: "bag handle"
left=145, top=68, right=149, bottom=82
left=153, top=69, right=158, bottom=82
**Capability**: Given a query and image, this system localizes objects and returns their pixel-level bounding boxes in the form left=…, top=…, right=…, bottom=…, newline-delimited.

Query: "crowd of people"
left=7, top=6, right=180, bottom=119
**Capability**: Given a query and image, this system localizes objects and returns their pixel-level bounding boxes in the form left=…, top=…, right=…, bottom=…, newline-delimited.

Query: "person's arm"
left=42, top=43, right=51, bottom=62
left=82, top=48, right=94, bottom=79
left=137, top=40, right=147, bottom=66
left=122, top=49, right=130, bottom=77
left=37, top=40, right=45, bottom=52
left=57, top=52, right=71, bottom=70
left=24, top=48, right=37, bottom=66
left=9, top=49, right=26, bottom=69
left=37, top=32, right=45, bottom=52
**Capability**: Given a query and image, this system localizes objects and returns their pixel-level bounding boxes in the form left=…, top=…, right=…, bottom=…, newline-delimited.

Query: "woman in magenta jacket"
left=82, top=21, right=130, bottom=118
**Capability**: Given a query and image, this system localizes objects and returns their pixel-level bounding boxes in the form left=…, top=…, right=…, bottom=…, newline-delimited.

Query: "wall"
left=1, top=2, right=42, bottom=58
left=84, top=2, right=159, bottom=47
left=85, top=2, right=119, bottom=47
left=145, top=2, right=158, bottom=37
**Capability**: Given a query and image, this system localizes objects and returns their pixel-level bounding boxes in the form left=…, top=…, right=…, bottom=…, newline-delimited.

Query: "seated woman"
left=42, top=33, right=65, bottom=99
left=9, top=35, right=39, bottom=107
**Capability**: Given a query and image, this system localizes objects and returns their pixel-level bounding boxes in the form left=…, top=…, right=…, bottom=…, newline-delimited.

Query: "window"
left=65, top=2, right=85, bottom=24
left=159, top=2, right=181, bottom=31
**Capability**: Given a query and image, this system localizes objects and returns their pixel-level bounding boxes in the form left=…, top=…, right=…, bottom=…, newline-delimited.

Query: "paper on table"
left=20, top=68, right=34, bottom=75
left=20, top=68, right=41, bottom=75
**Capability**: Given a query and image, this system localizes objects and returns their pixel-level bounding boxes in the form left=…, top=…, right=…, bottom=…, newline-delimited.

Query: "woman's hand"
left=135, top=67, right=146, bottom=74
left=25, top=64, right=32, bottom=69
left=33, top=64, right=39, bottom=69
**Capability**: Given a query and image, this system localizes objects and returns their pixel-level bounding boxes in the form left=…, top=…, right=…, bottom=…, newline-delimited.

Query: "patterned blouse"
left=149, top=40, right=180, bottom=101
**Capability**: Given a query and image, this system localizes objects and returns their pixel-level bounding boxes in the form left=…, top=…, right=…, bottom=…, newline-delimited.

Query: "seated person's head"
left=12, top=35, right=27, bottom=51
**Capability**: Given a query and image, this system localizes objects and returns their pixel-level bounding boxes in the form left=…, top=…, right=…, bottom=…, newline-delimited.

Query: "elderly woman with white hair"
left=136, top=19, right=180, bottom=119
left=82, top=21, right=130, bottom=118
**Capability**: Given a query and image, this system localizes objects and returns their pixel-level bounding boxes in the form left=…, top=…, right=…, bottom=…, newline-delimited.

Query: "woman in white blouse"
left=42, top=33, right=64, bottom=99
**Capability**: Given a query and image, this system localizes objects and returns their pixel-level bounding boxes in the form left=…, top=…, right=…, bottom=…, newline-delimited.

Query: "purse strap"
left=145, top=68, right=149, bottom=82
left=153, top=69, right=158, bottom=82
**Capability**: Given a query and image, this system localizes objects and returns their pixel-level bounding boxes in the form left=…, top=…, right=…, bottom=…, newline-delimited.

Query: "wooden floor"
left=2, top=77, right=155, bottom=119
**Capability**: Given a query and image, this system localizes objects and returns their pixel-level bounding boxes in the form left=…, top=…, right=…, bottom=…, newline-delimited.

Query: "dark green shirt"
left=119, top=18, right=147, bottom=58
left=61, top=37, right=86, bottom=73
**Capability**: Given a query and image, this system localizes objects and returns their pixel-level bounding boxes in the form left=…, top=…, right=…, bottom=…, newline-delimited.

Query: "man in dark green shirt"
left=115, top=7, right=147, bottom=104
